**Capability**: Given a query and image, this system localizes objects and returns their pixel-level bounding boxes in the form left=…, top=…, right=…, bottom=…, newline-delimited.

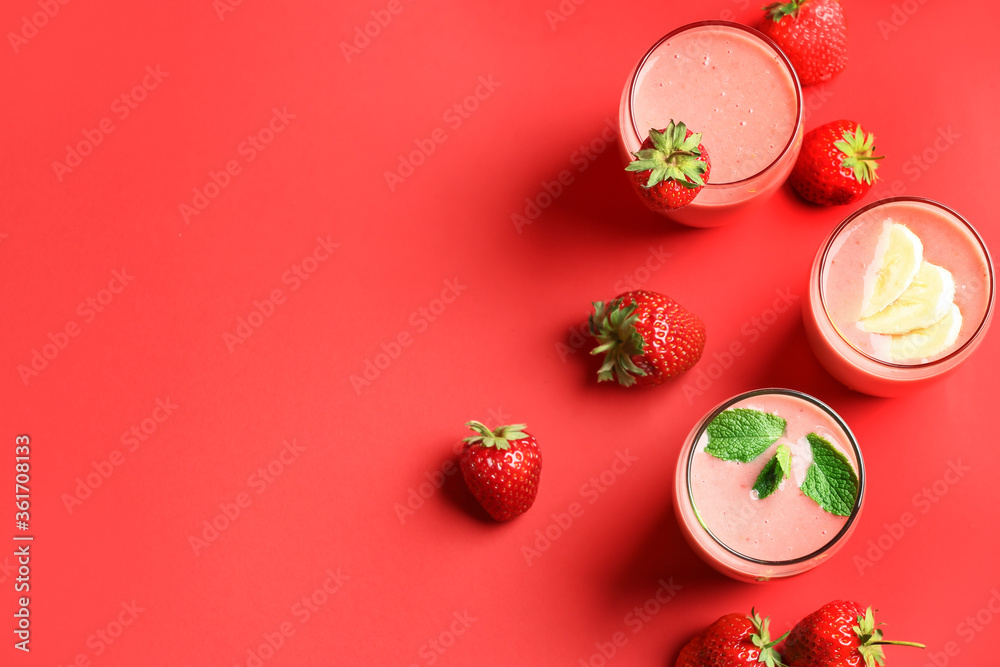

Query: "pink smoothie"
left=687, top=393, right=859, bottom=563
left=631, top=26, right=798, bottom=183
left=619, top=22, right=802, bottom=226
left=805, top=198, right=994, bottom=396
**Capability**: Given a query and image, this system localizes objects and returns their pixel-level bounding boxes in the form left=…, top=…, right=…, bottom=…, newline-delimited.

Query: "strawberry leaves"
left=589, top=298, right=648, bottom=386
left=626, top=120, right=708, bottom=190
left=763, top=0, right=804, bottom=21
left=463, top=421, right=528, bottom=451
left=834, top=124, right=884, bottom=185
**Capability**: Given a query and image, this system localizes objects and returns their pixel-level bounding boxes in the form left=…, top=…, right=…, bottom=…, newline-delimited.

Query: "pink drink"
left=674, top=389, right=863, bottom=582
left=804, top=198, right=994, bottom=396
left=619, top=21, right=802, bottom=227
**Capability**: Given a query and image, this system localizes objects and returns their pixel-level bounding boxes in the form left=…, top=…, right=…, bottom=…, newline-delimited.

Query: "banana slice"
left=890, top=303, right=963, bottom=361
left=860, top=221, right=923, bottom=319
left=861, top=261, right=955, bottom=334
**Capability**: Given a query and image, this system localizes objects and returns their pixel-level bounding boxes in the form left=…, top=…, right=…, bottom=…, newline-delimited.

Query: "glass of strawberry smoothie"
left=674, top=388, right=864, bottom=582
left=804, top=197, right=994, bottom=397
left=618, top=21, right=803, bottom=227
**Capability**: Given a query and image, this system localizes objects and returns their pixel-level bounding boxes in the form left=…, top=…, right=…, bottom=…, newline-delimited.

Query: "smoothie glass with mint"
left=674, top=388, right=864, bottom=582
left=804, top=197, right=994, bottom=396
left=618, top=21, right=803, bottom=227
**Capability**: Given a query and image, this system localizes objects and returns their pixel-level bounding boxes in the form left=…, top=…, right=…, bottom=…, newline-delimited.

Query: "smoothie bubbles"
left=804, top=198, right=995, bottom=396
left=618, top=21, right=803, bottom=227
left=674, top=389, right=864, bottom=582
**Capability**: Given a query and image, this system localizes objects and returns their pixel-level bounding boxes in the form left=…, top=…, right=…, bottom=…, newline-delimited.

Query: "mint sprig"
left=704, top=408, right=787, bottom=463
left=753, top=444, right=792, bottom=500
left=800, top=433, right=859, bottom=517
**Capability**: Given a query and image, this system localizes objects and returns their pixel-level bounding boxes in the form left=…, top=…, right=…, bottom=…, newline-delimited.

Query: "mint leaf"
left=801, top=433, right=859, bottom=517
left=753, top=444, right=792, bottom=500
left=704, top=408, right=787, bottom=463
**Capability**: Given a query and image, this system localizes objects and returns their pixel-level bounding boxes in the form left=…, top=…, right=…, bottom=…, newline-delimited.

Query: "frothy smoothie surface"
left=689, top=393, right=857, bottom=563
left=822, top=201, right=992, bottom=364
left=631, top=25, right=798, bottom=184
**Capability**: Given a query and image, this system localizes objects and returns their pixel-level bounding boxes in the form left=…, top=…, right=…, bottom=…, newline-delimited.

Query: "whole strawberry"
left=789, top=120, right=883, bottom=206
left=784, top=601, right=925, bottom=667
left=676, top=609, right=787, bottom=667
left=460, top=421, right=541, bottom=521
left=589, top=290, right=705, bottom=387
left=760, top=0, right=847, bottom=86
left=626, top=120, right=711, bottom=213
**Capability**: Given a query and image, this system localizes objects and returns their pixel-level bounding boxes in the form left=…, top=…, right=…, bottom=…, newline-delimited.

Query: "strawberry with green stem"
left=783, top=601, right=925, bottom=667
left=676, top=608, right=788, bottom=667
left=760, top=0, right=848, bottom=86
left=589, top=290, right=705, bottom=387
left=626, top=120, right=711, bottom=212
left=789, top=120, right=884, bottom=206
left=459, top=421, right=541, bottom=521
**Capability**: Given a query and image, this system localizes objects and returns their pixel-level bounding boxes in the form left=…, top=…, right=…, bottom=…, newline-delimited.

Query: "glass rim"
left=626, top=20, right=803, bottom=188
left=684, top=388, right=865, bottom=567
left=817, top=196, right=996, bottom=370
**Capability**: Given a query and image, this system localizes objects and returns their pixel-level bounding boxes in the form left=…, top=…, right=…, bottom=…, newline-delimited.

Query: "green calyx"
left=749, top=608, right=789, bottom=667
left=625, top=120, right=707, bottom=190
left=462, top=421, right=528, bottom=451
left=835, top=125, right=884, bottom=185
left=853, top=607, right=926, bottom=667
left=763, top=0, right=804, bottom=21
left=588, top=298, right=647, bottom=387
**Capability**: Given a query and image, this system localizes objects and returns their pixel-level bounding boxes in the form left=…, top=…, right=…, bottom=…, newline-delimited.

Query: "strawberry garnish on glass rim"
left=625, top=120, right=711, bottom=211
left=627, top=121, right=708, bottom=190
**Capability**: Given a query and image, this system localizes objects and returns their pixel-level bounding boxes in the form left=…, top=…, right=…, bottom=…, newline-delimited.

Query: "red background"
left=3, top=0, right=999, bottom=665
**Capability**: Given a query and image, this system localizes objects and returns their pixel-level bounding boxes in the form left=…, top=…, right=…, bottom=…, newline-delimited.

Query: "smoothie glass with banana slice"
left=804, top=197, right=994, bottom=396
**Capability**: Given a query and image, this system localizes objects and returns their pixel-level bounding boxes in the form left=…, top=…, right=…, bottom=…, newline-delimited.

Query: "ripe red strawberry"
left=789, top=120, right=883, bottom=206
left=676, top=609, right=787, bottom=667
left=760, top=0, right=848, bottom=86
left=459, top=421, right=541, bottom=521
left=784, top=601, right=925, bottom=667
left=589, top=290, right=705, bottom=387
left=626, top=120, right=711, bottom=212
